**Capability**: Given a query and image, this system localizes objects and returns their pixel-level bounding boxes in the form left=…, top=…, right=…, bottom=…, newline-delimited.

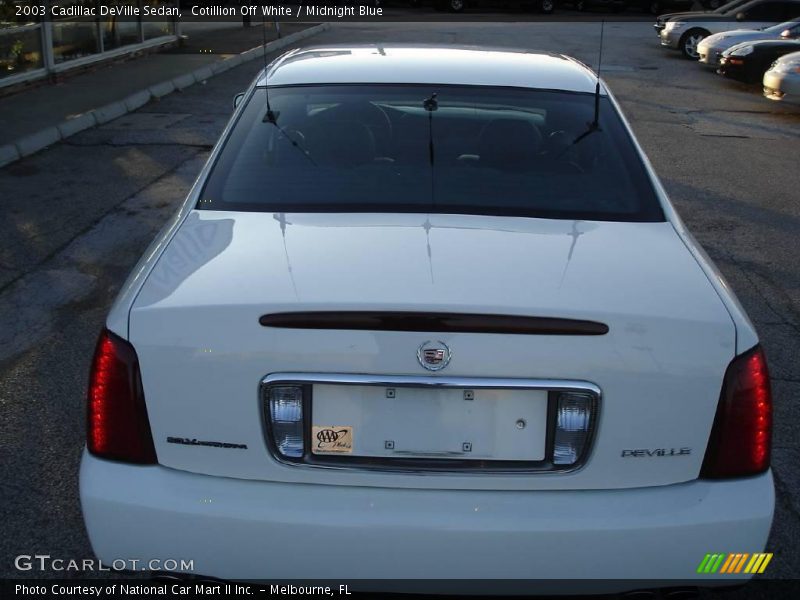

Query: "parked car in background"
left=698, top=19, right=800, bottom=68
left=638, top=0, right=695, bottom=17
left=719, top=37, right=800, bottom=81
left=433, top=0, right=555, bottom=12
left=763, top=49, right=800, bottom=98
left=659, top=0, right=800, bottom=58
left=558, top=0, right=626, bottom=11
left=654, top=0, right=752, bottom=36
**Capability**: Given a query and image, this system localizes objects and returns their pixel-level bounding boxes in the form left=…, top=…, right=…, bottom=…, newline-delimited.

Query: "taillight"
left=701, top=345, right=771, bottom=479
left=267, top=385, right=305, bottom=458
left=87, top=329, right=156, bottom=464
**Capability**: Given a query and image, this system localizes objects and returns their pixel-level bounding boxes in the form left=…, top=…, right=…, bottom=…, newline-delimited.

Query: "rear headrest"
left=542, top=130, right=574, bottom=155
left=477, top=119, right=542, bottom=171
left=305, top=120, right=377, bottom=167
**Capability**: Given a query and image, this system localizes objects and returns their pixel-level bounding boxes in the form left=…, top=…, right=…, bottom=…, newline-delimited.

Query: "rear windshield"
left=198, top=84, right=664, bottom=222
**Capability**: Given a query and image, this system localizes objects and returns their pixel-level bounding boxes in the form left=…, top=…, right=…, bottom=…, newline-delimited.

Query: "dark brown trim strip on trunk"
left=259, top=312, right=608, bottom=335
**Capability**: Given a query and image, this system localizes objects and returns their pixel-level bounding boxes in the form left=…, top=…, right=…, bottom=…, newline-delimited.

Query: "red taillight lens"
left=87, top=329, right=156, bottom=464
left=701, top=345, right=772, bottom=479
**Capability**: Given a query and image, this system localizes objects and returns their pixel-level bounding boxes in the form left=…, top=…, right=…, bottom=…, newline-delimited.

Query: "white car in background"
left=660, top=0, right=800, bottom=57
left=698, top=19, right=800, bottom=67
left=79, top=45, right=774, bottom=592
left=763, top=49, right=800, bottom=98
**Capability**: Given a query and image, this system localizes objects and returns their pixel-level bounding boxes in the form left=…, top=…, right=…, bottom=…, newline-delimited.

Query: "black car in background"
left=430, top=0, right=556, bottom=12
left=428, top=0, right=715, bottom=11
left=719, top=37, right=800, bottom=81
left=640, top=0, right=695, bottom=16
left=557, top=0, right=627, bottom=11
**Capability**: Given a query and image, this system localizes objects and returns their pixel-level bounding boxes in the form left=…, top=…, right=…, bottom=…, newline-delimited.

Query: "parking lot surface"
left=0, top=17, right=798, bottom=590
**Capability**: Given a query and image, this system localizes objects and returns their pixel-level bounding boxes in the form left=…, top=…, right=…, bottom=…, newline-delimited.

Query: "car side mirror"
left=233, top=92, right=245, bottom=109
left=780, top=29, right=791, bottom=39
left=735, top=12, right=746, bottom=21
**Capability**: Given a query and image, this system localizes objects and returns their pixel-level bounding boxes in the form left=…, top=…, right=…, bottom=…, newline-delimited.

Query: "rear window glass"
left=198, top=84, right=664, bottom=222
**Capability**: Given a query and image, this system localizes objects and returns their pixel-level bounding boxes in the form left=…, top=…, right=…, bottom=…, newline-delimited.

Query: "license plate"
left=311, top=385, right=548, bottom=461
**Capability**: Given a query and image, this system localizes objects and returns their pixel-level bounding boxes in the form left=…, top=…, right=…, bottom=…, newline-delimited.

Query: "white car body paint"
left=763, top=49, right=800, bottom=98
left=128, top=211, right=733, bottom=490
left=81, top=452, right=774, bottom=586
left=85, top=46, right=772, bottom=588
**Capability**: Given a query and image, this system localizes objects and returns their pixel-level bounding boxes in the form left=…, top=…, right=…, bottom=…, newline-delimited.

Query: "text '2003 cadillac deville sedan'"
left=79, top=45, right=774, bottom=593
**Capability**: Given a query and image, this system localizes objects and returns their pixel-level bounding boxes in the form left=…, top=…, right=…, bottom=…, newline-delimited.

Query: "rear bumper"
left=80, top=451, right=774, bottom=592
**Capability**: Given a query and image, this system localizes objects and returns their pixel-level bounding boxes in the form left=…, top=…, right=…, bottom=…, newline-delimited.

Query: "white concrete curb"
left=192, top=65, right=214, bottom=83
left=57, top=112, right=97, bottom=138
left=172, top=73, right=195, bottom=90
left=16, top=127, right=60, bottom=158
left=0, top=23, right=330, bottom=169
left=0, top=144, right=21, bottom=166
left=124, top=90, right=152, bottom=112
left=94, top=101, right=128, bottom=125
left=148, top=80, right=175, bottom=98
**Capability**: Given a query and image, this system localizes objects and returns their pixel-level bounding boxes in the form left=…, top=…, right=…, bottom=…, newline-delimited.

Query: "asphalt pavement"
left=0, top=15, right=799, bottom=593
left=0, top=21, right=317, bottom=157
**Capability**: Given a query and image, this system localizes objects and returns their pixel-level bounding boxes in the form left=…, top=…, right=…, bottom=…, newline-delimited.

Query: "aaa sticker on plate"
left=311, top=426, right=353, bottom=454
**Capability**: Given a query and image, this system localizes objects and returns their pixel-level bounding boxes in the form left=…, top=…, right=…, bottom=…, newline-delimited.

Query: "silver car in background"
left=659, top=0, right=800, bottom=58
left=763, top=49, right=800, bottom=99
left=654, top=0, right=751, bottom=36
left=699, top=20, right=800, bottom=68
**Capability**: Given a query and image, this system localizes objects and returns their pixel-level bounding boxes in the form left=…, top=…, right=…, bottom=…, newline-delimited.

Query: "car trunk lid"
left=128, top=211, right=735, bottom=490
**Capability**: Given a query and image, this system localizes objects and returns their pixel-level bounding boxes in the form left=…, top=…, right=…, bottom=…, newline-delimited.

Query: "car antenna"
left=592, top=19, right=605, bottom=130
left=423, top=92, right=438, bottom=167
left=423, top=92, right=438, bottom=208
left=260, top=15, right=316, bottom=165
left=568, top=20, right=604, bottom=148
left=261, top=15, right=277, bottom=124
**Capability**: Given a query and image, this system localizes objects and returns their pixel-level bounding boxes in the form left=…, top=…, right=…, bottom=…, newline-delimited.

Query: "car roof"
left=256, top=45, right=604, bottom=95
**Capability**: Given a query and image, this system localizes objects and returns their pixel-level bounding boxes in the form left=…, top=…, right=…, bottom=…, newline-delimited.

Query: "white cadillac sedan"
left=80, top=46, right=774, bottom=592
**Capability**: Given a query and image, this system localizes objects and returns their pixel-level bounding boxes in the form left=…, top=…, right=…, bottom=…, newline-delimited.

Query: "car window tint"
left=747, top=1, right=793, bottom=19
left=720, top=0, right=756, bottom=14
left=199, top=85, right=664, bottom=223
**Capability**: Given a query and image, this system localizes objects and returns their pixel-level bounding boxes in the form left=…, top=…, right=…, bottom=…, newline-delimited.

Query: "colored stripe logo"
left=697, top=553, right=773, bottom=574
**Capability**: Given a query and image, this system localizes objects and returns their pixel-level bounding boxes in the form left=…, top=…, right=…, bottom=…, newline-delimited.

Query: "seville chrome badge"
left=417, top=340, right=452, bottom=371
